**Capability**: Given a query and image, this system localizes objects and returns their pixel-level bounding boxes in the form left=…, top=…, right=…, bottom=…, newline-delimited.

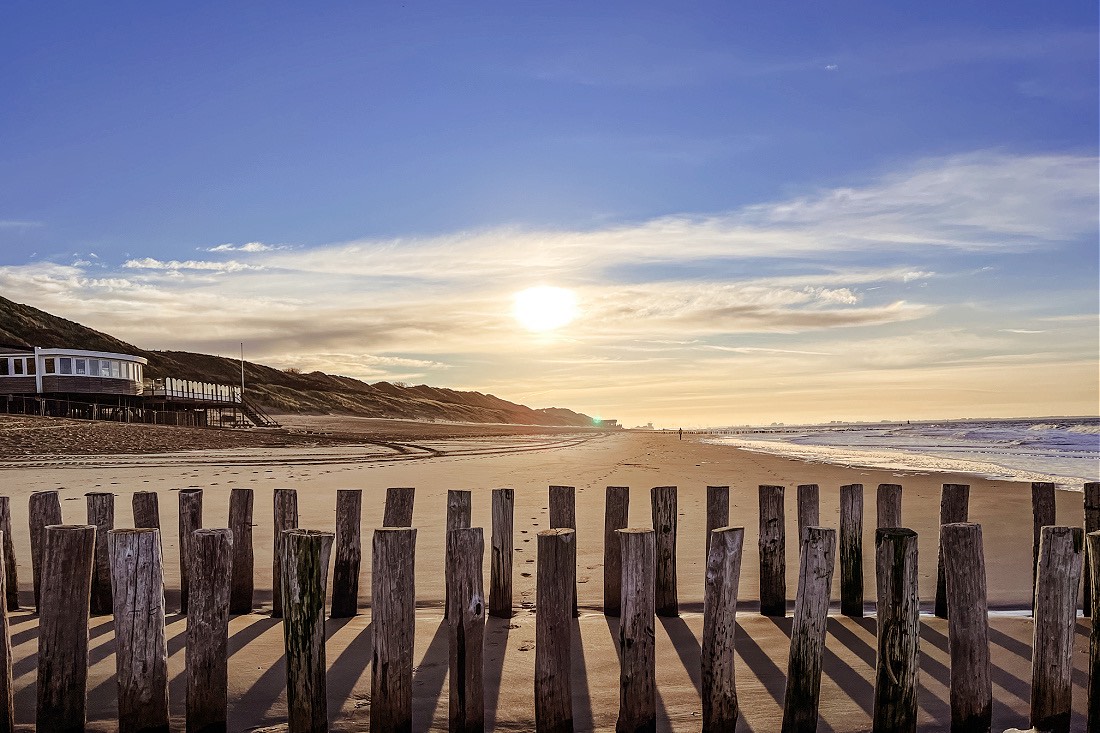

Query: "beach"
left=0, top=419, right=1093, bottom=731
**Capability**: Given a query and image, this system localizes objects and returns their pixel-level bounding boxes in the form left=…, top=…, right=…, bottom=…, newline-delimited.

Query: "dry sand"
left=0, top=420, right=1093, bottom=731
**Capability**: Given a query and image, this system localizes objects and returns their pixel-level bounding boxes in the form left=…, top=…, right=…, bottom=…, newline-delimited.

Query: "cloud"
left=204, top=242, right=282, bottom=253
left=122, top=258, right=264, bottom=272
left=0, top=220, right=43, bottom=229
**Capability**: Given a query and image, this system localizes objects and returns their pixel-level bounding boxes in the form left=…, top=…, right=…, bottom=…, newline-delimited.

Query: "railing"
left=144, top=377, right=241, bottom=403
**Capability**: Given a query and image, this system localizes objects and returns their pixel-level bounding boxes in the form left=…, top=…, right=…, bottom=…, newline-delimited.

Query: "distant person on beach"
left=678, top=428, right=682, bottom=440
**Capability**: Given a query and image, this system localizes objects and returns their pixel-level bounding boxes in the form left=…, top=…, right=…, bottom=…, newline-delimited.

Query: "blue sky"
left=1, top=2, right=1097, bottom=425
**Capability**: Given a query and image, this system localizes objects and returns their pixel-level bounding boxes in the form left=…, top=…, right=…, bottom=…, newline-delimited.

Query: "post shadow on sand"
left=411, top=618, right=449, bottom=730
left=657, top=615, right=702, bottom=695
left=569, top=617, right=596, bottom=732
left=326, top=619, right=373, bottom=721
left=482, top=616, right=512, bottom=729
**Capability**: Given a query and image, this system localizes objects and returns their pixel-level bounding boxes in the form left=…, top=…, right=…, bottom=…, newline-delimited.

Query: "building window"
left=44, top=358, right=55, bottom=374
left=25, top=358, right=35, bottom=375
left=60, top=358, right=72, bottom=375
left=89, top=360, right=100, bottom=376
left=12, top=360, right=23, bottom=375
left=0, top=359, right=7, bottom=376
left=75, top=359, right=86, bottom=375
left=110, top=361, right=121, bottom=378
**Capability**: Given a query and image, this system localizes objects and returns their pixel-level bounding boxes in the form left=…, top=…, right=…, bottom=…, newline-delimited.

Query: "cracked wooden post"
left=651, top=485, right=678, bottom=617
left=383, top=487, right=415, bottom=527
left=489, top=488, right=514, bottom=618
left=535, top=528, right=574, bottom=733
left=272, top=488, right=298, bottom=618
left=617, top=527, right=655, bottom=733
left=229, top=487, right=254, bottom=614
left=1030, top=525, right=1083, bottom=733
left=445, top=490, right=472, bottom=620
left=178, top=488, right=203, bottom=615
left=1031, top=481, right=1055, bottom=603
left=759, top=485, right=786, bottom=617
left=132, top=491, right=160, bottom=531
left=0, top=531, right=13, bottom=733
left=705, top=486, right=729, bottom=560
left=86, top=492, right=114, bottom=616
left=876, top=483, right=902, bottom=529
left=702, top=526, right=744, bottom=733
left=1086, top=529, right=1100, bottom=733
left=840, top=484, right=864, bottom=617
left=796, top=484, right=820, bottom=544
left=447, top=526, right=485, bottom=732
left=782, top=526, right=836, bottom=733
left=934, top=484, right=969, bottom=619
left=550, top=485, right=578, bottom=617
left=1083, top=483, right=1099, bottom=613
left=108, top=528, right=168, bottom=733
left=36, top=524, right=95, bottom=732
left=282, top=529, right=335, bottom=733
left=872, top=528, right=919, bottom=733
left=604, top=486, right=629, bottom=617
left=371, top=527, right=417, bottom=733
left=29, top=489, right=62, bottom=610
left=331, top=489, right=362, bottom=618
left=941, top=522, right=991, bottom=733
left=0, top=499, right=17, bottom=611
left=187, top=528, right=233, bottom=733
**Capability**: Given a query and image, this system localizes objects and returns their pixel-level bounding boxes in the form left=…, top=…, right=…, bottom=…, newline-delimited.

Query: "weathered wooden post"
left=0, top=499, right=17, bottom=611
left=839, top=484, right=864, bottom=617
left=1031, top=481, right=1055, bottom=601
left=1083, top=482, right=1099, bottom=612
left=132, top=490, right=160, bottom=530
left=0, top=532, right=13, bottom=732
left=445, top=490, right=472, bottom=620
left=651, top=485, right=678, bottom=617
left=759, top=485, right=786, bottom=616
left=447, top=527, right=486, bottom=732
left=872, top=528, right=920, bottom=733
left=796, top=484, right=820, bottom=543
left=86, top=492, right=114, bottom=615
left=705, top=486, right=729, bottom=558
left=178, top=488, right=203, bottom=614
left=536, top=528, right=574, bottom=733
left=702, top=526, right=744, bottom=733
left=876, top=483, right=902, bottom=529
left=617, top=528, right=655, bottom=733
left=549, top=485, right=578, bottom=618
left=282, top=529, right=335, bottom=733
left=941, top=522, right=991, bottom=733
left=935, top=484, right=969, bottom=619
left=28, top=489, right=62, bottom=610
left=372, top=527, right=417, bottom=733
left=229, top=487, right=254, bottom=614
left=1030, top=525, right=1083, bottom=733
left=331, top=489, right=362, bottom=618
left=489, top=487, right=514, bottom=618
left=1087, top=530, right=1099, bottom=733
left=781, top=526, right=837, bottom=733
left=272, top=488, right=299, bottom=618
left=108, top=528, right=169, bottom=733
left=187, top=528, right=233, bottom=733
left=36, top=524, right=95, bottom=732
left=383, top=487, right=415, bottom=527
left=603, top=486, right=629, bottom=617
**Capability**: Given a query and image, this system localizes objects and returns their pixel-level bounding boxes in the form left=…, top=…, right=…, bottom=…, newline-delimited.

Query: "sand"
left=0, top=422, right=1093, bottom=731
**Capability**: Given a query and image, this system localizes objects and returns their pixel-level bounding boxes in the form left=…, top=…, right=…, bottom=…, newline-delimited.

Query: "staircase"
left=240, top=398, right=280, bottom=428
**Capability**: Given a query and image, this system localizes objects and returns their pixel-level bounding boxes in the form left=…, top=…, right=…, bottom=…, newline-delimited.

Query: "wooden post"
left=759, top=485, right=786, bottom=617
left=872, top=528, right=920, bottom=733
left=603, top=486, right=629, bottom=617
left=796, top=484, right=820, bottom=543
left=702, top=526, right=744, bottom=733
left=445, top=490, right=472, bottom=620
left=650, top=485, right=677, bottom=617
left=934, top=484, right=969, bottom=619
left=187, top=528, right=233, bottom=733
left=876, top=483, right=902, bottom=529
left=0, top=531, right=13, bottom=733
left=0, top=499, right=17, bottom=611
left=490, top=488, right=514, bottom=618
left=272, top=488, right=299, bottom=618
left=1083, top=483, right=1099, bottom=612
left=36, top=524, right=95, bottom=732
left=383, top=487, right=415, bottom=527
left=1086, top=530, right=1099, bottom=733
left=617, top=528, right=655, bottom=733
left=331, top=489, right=362, bottom=618
left=132, top=491, right=160, bottom=530
left=447, top=527, right=485, bottom=733
left=282, top=529, right=335, bottom=733
left=229, top=487, right=254, bottom=614
left=535, top=528, right=574, bottom=733
left=28, top=489, right=62, bottom=610
left=1031, top=481, right=1055, bottom=601
left=839, top=484, right=864, bottom=617
left=781, top=526, right=837, bottom=733
left=1030, top=525, right=1083, bottom=733
left=371, top=528, right=417, bottom=733
left=178, top=488, right=203, bottom=615
left=940, top=522, right=991, bottom=733
left=108, top=528, right=168, bottom=733
left=705, top=486, right=729, bottom=559
left=85, top=492, right=114, bottom=616
left=549, top=485, right=578, bottom=617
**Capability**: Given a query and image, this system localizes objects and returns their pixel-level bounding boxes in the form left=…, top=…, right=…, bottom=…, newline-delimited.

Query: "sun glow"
left=513, top=286, right=579, bottom=332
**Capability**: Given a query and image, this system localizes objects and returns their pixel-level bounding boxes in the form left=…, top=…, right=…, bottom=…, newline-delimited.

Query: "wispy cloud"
left=203, top=242, right=283, bottom=253
left=123, top=258, right=264, bottom=272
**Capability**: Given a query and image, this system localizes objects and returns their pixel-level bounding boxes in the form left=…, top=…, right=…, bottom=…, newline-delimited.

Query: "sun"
left=513, top=286, right=579, bottom=332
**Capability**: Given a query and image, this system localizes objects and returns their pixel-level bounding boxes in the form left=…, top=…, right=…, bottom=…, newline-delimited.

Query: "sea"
left=701, top=417, right=1100, bottom=489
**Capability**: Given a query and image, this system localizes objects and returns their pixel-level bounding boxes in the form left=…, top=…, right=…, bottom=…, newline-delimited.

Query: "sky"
left=1, top=1, right=1097, bottom=427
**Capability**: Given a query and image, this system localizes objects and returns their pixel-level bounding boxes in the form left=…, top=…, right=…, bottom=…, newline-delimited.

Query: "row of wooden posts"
left=0, top=480, right=1094, bottom=732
